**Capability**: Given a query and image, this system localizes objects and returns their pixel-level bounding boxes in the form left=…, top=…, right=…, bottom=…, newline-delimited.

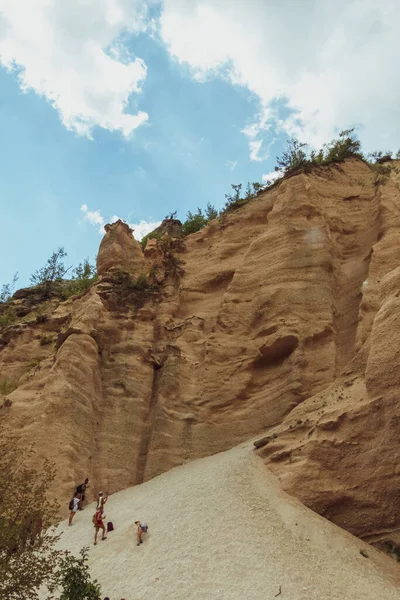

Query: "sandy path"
left=51, top=444, right=400, bottom=599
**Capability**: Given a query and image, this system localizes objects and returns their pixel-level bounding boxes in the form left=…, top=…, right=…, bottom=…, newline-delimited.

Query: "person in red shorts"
left=93, top=506, right=107, bottom=545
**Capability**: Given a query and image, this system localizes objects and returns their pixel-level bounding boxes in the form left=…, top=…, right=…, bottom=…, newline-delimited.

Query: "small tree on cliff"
left=0, top=427, right=61, bottom=600
left=61, top=259, right=97, bottom=298
left=0, top=272, right=19, bottom=303
left=30, top=247, right=71, bottom=299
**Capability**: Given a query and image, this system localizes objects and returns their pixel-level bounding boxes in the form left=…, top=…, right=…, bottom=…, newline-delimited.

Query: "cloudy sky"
left=1, top=0, right=399, bottom=287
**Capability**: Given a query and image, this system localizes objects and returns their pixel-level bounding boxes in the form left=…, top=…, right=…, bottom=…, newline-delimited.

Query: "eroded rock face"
left=2, top=159, right=400, bottom=545
left=256, top=161, right=400, bottom=543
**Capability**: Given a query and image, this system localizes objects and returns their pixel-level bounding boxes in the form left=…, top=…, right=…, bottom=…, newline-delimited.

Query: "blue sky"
left=1, top=1, right=399, bottom=288
left=0, top=26, right=281, bottom=288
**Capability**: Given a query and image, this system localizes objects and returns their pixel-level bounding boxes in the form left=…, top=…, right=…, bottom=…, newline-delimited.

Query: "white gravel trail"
left=52, top=443, right=400, bottom=600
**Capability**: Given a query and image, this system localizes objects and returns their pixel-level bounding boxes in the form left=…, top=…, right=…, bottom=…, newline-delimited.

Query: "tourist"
left=94, top=505, right=107, bottom=545
left=76, top=477, right=89, bottom=510
left=96, top=490, right=108, bottom=510
left=135, top=520, right=148, bottom=546
left=68, top=492, right=79, bottom=526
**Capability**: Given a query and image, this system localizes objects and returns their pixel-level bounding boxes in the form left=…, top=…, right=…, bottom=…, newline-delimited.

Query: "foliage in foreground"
left=49, top=548, right=101, bottom=600
left=0, top=428, right=61, bottom=600
left=0, top=428, right=102, bottom=600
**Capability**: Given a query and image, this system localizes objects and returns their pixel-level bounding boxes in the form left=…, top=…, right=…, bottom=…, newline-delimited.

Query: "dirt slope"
left=47, top=443, right=400, bottom=600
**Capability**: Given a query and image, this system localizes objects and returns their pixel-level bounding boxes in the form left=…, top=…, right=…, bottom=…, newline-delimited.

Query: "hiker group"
left=68, top=478, right=148, bottom=547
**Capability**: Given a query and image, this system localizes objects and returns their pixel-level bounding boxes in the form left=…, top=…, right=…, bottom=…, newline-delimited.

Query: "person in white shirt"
left=68, top=492, right=80, bottom=526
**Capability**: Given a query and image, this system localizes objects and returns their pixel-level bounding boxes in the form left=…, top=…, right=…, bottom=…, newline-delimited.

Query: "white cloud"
left=262, top=170, right=282, bottom=185
left=132, top=219, right=162, bottom=240
left=0, top=0, right=149, bottom=137
left=248, top=140, right=266, bottom=162
left=159, top=0, right=400, bottom=152
left=80, top=204, right=160, bottom=240
left=80, top=204, right=106, bottom=234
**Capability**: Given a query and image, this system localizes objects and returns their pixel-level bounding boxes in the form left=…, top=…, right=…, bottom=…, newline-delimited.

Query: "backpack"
left=107, top=521, right=114, bottom=532
left=92, top=513, right=97, bottom=525
left=68, top=499, right=74, bottom=511
left=141, top=523, right=148, bottom=533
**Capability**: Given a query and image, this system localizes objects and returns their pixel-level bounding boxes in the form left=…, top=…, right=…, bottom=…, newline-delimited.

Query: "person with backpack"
left=93, top=506, right=107, bottom=545
left=76, top=477, right=89, bottom=510
left=68, top=492, right=80, bottom=526
left=135, top=520, right=148, bottom=546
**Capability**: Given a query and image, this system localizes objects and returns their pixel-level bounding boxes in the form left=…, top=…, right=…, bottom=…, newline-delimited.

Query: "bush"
left=60, top=260, right=97, bottom=300
left=276, top=139, right=310, bottom=175
left=30, top=248, right=71, bottom=300
left=50, top=547, right=101, bottom=600
left=114, top=271, right=153, bottom=292
left=275, top=129, right=363, bottom=178
left=368, top=150, right=393, bottom=164
left=181, top=202, right=219, bottom=235
left=322, top=129, right=362, bottom=163
left=181, top=209, right=207, bottom=235
left=222, top=182, right=264, bottom=214
left=39, top=335, right=53, bottom=346
left=0, top=273, right=19, bottom=303
left=205, top=202, right=218, bottom=221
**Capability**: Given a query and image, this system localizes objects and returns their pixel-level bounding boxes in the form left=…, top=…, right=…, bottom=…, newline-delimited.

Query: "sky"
left=1, top=0, right=400, bottom=288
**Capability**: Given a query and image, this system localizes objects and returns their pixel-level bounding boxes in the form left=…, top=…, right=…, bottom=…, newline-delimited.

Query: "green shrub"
left=222, top=182, right=264, bottom=214
left=60, top=259, right=97, bottom=300
left=368, top=150, right=393, bottom=164
left=276, top=139, right=311, bottom=175
left=275, top=128, right=363, bottom=179
left=182, top=209, right=207, bottom=235
left=114, top=271, right=153, bottom=292
left=0, top=273, right=19, bottom=303
left=181, top=202, right=219, bottom=235
left=30, top=248, right=70, bottom=300
left=205, top=202, right=218, bottom=221
left=322, top=129, right=362, bottom=163
left=50, top=547, right=101, bottom=600
left=39, top=335, right=52, bottom=346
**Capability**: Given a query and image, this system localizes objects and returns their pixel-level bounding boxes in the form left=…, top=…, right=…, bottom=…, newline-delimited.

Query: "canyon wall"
left=1, top=159, right=400, bottom=546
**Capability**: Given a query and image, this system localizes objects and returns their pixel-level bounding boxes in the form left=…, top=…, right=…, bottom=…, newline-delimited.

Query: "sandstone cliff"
left=1, top=158, right=400, bottom=551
